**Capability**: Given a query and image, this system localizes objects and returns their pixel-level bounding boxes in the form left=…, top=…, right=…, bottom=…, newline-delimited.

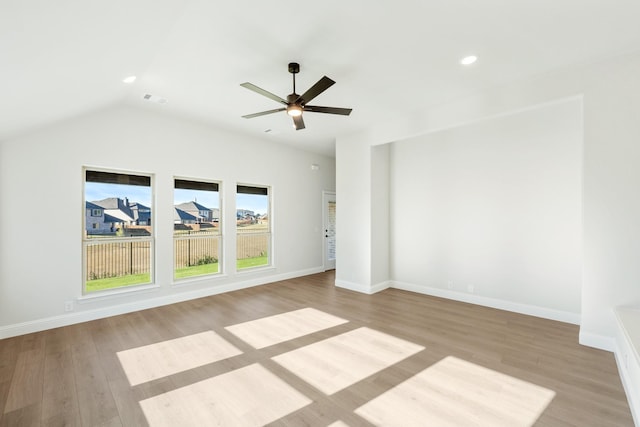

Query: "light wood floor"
left=0, top=271, right=634, bottom=426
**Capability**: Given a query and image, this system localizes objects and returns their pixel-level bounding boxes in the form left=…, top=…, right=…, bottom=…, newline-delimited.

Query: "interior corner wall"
left=335, top=139, right=391, bottom=294
left=0, top=105, right=336, bottom=335
left=389, top=99, right=583, bottom=319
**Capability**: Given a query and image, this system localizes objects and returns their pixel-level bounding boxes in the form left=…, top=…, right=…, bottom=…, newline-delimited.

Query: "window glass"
left=236, top=185, right=270, bottom=270
left=84, top=169, right=153, bottom=293
left=174, top=179, right=221, bottom=279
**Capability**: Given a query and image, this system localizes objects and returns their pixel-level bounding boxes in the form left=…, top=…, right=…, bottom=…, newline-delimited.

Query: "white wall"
left=371, top=144, right=390, bottom=290
left=0, top=105, right=335, bottom=336
left=336, top=51, right=640, bottom=348
left=390, top=99, right=582, bottom=318
left=335, top=137, right=372, bottom=292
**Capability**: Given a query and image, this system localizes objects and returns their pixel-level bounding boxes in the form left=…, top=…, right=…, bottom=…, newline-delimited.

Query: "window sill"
left=235, top=265, right=276, bottom=275
left=171, top=273, right=229, bottom=288
left=77, top=283, right=160, bottom=304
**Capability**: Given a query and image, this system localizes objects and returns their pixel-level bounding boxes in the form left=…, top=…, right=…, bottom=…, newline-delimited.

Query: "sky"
left=86, top=183, right=268, bottom=214
left=86, top=182, right=152, bottom=206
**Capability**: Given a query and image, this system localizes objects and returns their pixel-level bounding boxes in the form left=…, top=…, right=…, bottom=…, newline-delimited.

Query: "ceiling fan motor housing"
left=288, top=62, right=300, bottom=74
left=287, top=93, right=301, bottom=105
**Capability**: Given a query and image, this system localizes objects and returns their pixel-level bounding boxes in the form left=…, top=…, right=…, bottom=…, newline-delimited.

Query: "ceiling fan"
left=240, top=62, right=352, bottom=130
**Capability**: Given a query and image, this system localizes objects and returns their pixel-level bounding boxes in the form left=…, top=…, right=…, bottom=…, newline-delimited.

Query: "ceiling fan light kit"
left=241, top=62, right=352, bottom=130
left=286, top=104, right=302, bottom=117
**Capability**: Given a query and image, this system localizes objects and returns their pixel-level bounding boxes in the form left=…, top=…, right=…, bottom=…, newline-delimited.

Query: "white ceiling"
left=2, top=0, right=640, bottom=157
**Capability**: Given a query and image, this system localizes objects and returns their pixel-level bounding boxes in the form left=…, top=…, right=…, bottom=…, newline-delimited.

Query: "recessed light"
left=460, top=55, right=478, bottom=66
left=123, top=75, right=137, bottom=84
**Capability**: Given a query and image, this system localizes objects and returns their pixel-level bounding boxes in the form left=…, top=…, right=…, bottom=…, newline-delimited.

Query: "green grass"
left=86, top=256, right=268, bottom=291
left=174, top=262, right=219, bottom=279
left=237, top=255, right=268, bottom=269
left=85, top=273, right=151, bottom=292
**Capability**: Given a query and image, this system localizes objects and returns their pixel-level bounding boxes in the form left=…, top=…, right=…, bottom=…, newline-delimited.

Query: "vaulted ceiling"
left=3, top=0, right=640, bottom=156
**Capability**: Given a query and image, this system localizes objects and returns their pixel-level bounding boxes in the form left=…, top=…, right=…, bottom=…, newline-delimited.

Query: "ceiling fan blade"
left=293, top=115, right=305, bottom=130
left=305, top=105, right=352, bottom=116
left=297, top=76, right=335, bottom=104
left=242, top=108, right=286, bottom=119
left=240, top=82, right=287, bottom=105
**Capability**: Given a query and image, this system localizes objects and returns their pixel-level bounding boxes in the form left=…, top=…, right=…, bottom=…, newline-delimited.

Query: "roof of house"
left=104, top=209, right=135, bottom=223
left=85, top=201, right=103, bottom=211
left=174, top=208, right=198, bottom=222
left=129, top=202, right=150, bottom=211
left=175, top=201, right=211, bottom=212
left=92, top=198, right=135, bottom=219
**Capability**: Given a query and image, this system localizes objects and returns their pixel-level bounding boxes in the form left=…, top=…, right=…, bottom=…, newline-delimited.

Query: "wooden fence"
left=85, top=231, right=270, bottom=280
left=174, top=235, right=220, bottom=268
left=85, top=239, right=151, bottom=280
left=237, top=232, right=269, bottom=259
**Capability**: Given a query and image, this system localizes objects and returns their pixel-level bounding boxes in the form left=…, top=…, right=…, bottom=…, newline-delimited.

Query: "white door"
left=323, top=191, right=336, bottom=270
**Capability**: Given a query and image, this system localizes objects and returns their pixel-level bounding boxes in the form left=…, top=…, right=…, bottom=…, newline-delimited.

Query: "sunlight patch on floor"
left=272, top=327, right=424, bottom=394
left=225, top=307, right=348, bottom=349
left=117, top=330, right=242, bottom=386
left=355, top=356, right=555, bottom=427
left=139, top=363, right=312, bottom=427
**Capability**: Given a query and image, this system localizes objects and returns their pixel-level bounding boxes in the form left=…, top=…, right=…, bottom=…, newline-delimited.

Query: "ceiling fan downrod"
left=288, top=62, right=300, bottom=96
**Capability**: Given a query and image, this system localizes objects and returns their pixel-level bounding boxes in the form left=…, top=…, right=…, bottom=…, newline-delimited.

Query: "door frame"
left=322, top=191, right=336, bottom=271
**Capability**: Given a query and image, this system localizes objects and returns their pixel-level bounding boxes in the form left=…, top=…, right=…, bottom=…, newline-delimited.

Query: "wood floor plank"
left=41, top=349, right=80, bottom=426
left=89, top=318, right=127, bottom=383
left=0, top=337, right=20, bottom=385
left=66, top=322, right=98, bottom=361
left=0, top=271, right=633, bottom=426
left=72, top=351, right=120, bottom=427
left=0, top=403, right=41, bottom=427
left=3, top=348, right=44, bottom=413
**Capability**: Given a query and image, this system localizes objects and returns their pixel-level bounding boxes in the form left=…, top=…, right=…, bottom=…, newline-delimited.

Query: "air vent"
left=143, top=94, right=168, bottom=104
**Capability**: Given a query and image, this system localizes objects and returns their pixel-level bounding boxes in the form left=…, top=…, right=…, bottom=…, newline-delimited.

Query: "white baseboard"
left=371, top=280, right=392, bottom=294
left=391, top=281, right=581, bottom=325
left=579, top=330, right=616, bottom=352
left=335, top=279, right=371, bottom=294
left=0, top=267, right=324, bottom=340
left=335, top=279, right=390, bottom=295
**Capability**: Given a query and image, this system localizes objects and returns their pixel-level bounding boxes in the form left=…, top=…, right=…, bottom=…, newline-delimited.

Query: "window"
left=174, top=179, right=221, bottom=280
left=236, top=184, right=270, bottom=270
left=83, top=169, right=153, bottom=293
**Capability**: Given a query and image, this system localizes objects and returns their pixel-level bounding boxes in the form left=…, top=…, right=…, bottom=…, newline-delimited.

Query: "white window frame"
left=173, top=177, right=223, bottom=282
left=236, top=183, right=272, bottom=271
left=82, top=167, right=155, bottom=296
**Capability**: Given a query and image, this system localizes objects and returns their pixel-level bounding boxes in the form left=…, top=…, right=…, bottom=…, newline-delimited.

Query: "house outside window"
left=83, top=169, right=153, bottom=294
left=236, top=184, right=270, bottom=270
left=174, top=178, right=221, bottom=280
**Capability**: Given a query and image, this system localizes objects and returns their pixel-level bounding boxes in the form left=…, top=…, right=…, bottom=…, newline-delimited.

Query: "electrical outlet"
left=447, top=281, right=453, bottom=289
left=467, top=284, right=475, bottom=293
left=64, top=300, right=74, bottom=312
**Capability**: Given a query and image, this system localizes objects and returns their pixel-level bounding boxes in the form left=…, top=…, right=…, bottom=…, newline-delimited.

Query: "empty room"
left=1, top=1, right=639, bottom=426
